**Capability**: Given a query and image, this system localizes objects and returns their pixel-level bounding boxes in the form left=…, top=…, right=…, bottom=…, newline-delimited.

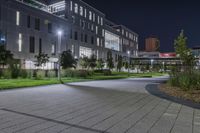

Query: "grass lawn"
left=0, top=72, right=167, bottom=90
left=0, top=78, right=89, bottom=90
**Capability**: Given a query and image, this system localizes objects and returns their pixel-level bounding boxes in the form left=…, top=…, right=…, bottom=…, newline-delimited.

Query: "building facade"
left=145, top=37, right=160, bottom=52
left=0, top=0, right=139, bottom=69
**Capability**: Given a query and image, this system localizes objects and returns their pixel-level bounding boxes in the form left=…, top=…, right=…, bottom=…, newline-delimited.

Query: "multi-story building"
left=0, top=0, right=139, bottom=69
left=145, top=37, right=160, bottom=52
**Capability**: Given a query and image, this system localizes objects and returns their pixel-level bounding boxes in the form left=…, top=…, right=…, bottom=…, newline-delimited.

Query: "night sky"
left=84, top=0, right=200, bottom=52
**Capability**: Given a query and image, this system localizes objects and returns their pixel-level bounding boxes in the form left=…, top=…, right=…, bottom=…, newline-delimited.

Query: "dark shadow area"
left=146, top=84, right=200, bottom=109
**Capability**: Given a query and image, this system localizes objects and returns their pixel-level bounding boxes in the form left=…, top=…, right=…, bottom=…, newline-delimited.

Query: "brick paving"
left=0, top=77, right=199, bottom=133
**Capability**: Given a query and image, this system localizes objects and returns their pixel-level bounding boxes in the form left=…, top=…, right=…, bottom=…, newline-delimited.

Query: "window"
left=18, top=33, right=22, bottom=52
left=71, top=44, right=74, bottom=54
left=96, top=26, right=98, bottom=34
left=16, top=11, right=20, bottom=26
left=91, top=24, right=94, bottom=31
left=27, top=15, right=31, bottom=28
left=39, top=38, right=42, bottom=53
left=80, top=6, right=83, bottom=16
left=35, top=18, right=40, bottom=30
left=85, top=34, right=88, bottom=43
left=29, top=36, right=35, bottom=53
left=79, top=46, right=92, bottom=58
left=105, top=30, right=120, bottom=51
left=51, top=43, right=56, bottom=55
left=70, top=29, right=73, bottom=39
left=84, top=9, right=87, bottom=18
left=97, top=37, right=100, bottom=46
left=81, top=33, right=83, bottom=42
left=102, top=29, right=105, bottom=37
left=101, top=17, right=103, bottom=25
left=74, top=31, right=78, bottom=40
left=48, top=22, right=52, bottom=33
left=91, top=36, right=94, bottom=44
left=74, top=3, right=78, bottom=14
left=93, top=13, right=95, bottom=22
left=89, top=11, right=92, bottom=20
left=97, top=16, right=100, bottom=24
left=70, top=1, right=73, bottom=11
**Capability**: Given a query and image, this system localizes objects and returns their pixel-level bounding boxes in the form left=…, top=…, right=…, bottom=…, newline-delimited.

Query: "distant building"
left=145, top=37, right=160, bottom=52
left=192, top=46, right=200, bottom=58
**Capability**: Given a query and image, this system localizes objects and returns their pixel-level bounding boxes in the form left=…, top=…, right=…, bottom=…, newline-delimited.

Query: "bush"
left=33, top=70, right=45, bottom=80
left=0, top=69, right=3, bottom=78
left=169, top=71, right=200, bottom=91
left=3, top=69, right=12, bottom=79
left=103, top=69, right=112, bottom=76
left=48, top=70, right=56, bottom=78
left=20, top=69, right=28, bottom=78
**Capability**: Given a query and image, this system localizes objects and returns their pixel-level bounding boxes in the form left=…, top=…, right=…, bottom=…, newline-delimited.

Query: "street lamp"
left=57, top=30, right=62, bottom=82
left=127, top=51, right=130, bottom=77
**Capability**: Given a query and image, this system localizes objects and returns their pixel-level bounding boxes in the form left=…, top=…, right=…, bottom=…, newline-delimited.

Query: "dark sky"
left=83, top=0, right=200, bottom=52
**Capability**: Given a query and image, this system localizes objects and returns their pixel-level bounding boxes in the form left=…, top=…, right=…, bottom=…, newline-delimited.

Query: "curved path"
left=0, top=76, right=199, bottom=133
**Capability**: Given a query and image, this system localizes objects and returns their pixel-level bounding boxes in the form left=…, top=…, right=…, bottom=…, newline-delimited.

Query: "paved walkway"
left=0, top=77, right=199, bottom=133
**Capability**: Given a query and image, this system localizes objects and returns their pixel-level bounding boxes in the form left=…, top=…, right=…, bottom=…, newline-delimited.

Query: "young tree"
left=174, top=30, right=195, bottom=72
left=96, top=58, right=105, bottom=70
left=0, top=45, right=13, bottom=68
left=61, top=50, right=77, bottom=69
left=106, top=50, right=114, bottom=70
left=88, top=54, right=97, bottom=70
left=35, top=53, right=49, bottom=68
left=117, top=55, right=123, bottom=72
left=79, top=56, right=89, bottom=69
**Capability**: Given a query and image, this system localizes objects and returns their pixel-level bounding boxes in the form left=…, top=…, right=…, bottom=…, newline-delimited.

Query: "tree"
left=0, top=45, right=13, bottom=68
left=117, top=55, right=123, bottom=72
left=174, top=30, right=195, bottom=72
left=123, top=61, right=129, bottom=70
left=96, top=58, right=105, bottom=70
left=61, top=50, right=77, bottom=69
left=88, top=54, right=97, bottom=70
left=106, top=50, right=114, bottom=70
left=79, top=56, right=89, bottom=69
left=35, top=53, right=49, bottom=68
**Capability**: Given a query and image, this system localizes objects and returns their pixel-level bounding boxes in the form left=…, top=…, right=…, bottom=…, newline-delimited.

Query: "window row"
left=17, top=34, right=56, bottom=55
left=16, top=11, right=53, bottom=33
left=70, top=1, right=103, bottom=25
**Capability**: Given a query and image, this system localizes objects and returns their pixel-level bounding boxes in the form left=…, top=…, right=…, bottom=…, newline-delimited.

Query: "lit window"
left=16, top=11, right=20, bottom=26
left=80, top=6, right=83, bottom=16
left=70, top=1, right=73, bottom=11
left=84, top=9, right=87, bottom=18
left=102, top=29, right=105, bottom=37
left=100, top=17, right=103, bottom=25
left=96, top=26, right=98, bottom=34
left=93, top=13, right=95, bottom=22
left=74, top=3, right=78, bottom=14
left=79, top=46, right=92, bottom=58
left=97, top=16, right=100, bottom=24
left=97, top=37, right=100, bottom=46
left=89, top=11, right=92, bottom=20
left=51, top=44, right=56, bottom=55
left=18, top=33, right=22, bottom=52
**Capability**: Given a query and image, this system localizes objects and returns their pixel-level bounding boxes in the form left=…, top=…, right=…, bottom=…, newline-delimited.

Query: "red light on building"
left=159, top=53, right=176, bottom=58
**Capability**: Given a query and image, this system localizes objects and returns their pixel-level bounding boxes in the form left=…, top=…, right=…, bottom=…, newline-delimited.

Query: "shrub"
left=0, top=69, right=3, bottom=78
left=3, top=69, right=12, bottom=79
left=20, top=69, right=28, bottom=78
left=103, top=69, right=112, bottom=76
left=48, top=70, right=56, bottom=78
left=33, top=70, right=45, bottom=80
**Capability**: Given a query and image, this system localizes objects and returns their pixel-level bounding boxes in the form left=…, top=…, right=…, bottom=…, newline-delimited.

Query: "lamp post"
left=57, top=30, right=62, bottom=82
left=127, top=51, right=130, bottom=77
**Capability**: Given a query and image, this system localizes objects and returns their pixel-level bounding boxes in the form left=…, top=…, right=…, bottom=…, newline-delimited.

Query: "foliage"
left=106, top=50, right=114, bottom=70
left=88, top=54, right=97, bottom=70
left=169, top=72, right=200, bottom=91
left=35, top=53, right=49, bottom=68
left=117, top=55, right=123, bottom=72
left=174, top=30, right=195, bottom=72
left=0, top=45, right=13, bottom=67
left=96, top=58, right=105, bottom=70
left=123, top=61, right=129, bottom=70
left=20, top=69, right=28, bottom=78
left=61, top=50, right=77, bottom=69
left=79, top=56, right=89, bottom=69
